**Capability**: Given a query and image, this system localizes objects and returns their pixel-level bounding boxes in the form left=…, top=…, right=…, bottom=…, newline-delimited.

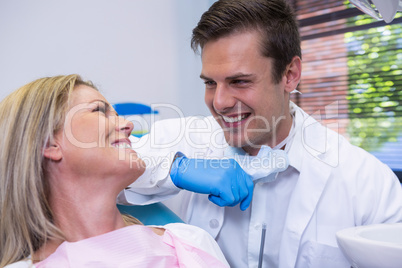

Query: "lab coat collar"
left=284, top=102, right=303, bottom=172
left=286, top=102, right=340, bottom=171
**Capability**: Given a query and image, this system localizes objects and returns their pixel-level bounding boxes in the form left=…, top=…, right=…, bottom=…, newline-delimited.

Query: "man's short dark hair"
left=191, top=0, right=301, bottom=84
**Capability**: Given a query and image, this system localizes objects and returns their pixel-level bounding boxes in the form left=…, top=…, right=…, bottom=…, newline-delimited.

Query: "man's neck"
left=242, top=113, right=293, bottom=156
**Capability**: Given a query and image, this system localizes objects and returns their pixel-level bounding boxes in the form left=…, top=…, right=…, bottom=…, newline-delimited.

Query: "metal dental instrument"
left=258, top=223, right=267, bottom=268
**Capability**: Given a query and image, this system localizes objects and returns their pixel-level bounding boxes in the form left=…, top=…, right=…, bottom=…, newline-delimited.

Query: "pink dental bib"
left=36, top=224, right=228, bottom=268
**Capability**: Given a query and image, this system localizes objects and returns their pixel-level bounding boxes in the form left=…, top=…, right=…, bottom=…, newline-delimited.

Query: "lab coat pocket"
left=296, top=240, right=351, bottom=268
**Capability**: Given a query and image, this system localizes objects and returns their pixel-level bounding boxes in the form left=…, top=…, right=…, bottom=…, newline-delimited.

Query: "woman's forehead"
left=70, top=85, right=106, bottom=106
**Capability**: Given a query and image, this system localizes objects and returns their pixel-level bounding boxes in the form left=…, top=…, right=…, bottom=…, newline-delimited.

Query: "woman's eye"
left=93, top=105, right=107, bottom=114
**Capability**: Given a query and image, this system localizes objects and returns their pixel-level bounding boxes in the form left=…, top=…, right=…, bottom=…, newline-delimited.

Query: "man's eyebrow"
left=225, top=73, right=254, bottom=80
left=199, top=73, right=254, bottom=81
left=200, top=74, right=212, bottom=80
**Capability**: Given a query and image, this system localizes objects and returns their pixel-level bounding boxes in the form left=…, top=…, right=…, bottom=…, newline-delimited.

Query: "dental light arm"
left=350, top=0, right=402, bottom=23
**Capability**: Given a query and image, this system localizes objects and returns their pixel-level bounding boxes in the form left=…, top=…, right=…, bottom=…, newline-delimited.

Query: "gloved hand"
left=170, top=156, right=254, bottom=211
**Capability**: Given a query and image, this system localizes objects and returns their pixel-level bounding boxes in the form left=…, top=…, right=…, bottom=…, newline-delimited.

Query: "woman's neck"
left=33, top=185, right=126, bottom=262
left=52, top=186, right=127, bottom=241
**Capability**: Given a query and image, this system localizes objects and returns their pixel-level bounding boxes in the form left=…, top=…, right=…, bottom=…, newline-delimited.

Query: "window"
left=293, top=0, right=402, bottom=179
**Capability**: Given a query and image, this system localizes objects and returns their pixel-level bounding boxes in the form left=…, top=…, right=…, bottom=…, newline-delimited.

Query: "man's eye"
left=232, top=80, right=249, bottom=85
left=204, top=81, right=216, bottom=87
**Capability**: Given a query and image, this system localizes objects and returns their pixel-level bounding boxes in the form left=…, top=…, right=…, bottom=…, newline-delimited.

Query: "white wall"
left=0, top=0, right=212, bottom=118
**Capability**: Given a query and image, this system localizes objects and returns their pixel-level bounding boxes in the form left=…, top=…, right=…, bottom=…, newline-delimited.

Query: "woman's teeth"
left=113, top=143, right=132, bottom=149
left=222, top=114, right=248, bottom=123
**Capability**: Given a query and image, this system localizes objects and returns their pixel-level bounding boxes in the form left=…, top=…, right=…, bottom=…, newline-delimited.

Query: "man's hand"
left=170, top=156, right=254, bottom=210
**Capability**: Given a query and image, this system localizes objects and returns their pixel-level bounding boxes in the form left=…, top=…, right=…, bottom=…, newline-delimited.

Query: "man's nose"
left=213, top=84, right=236, bottom=113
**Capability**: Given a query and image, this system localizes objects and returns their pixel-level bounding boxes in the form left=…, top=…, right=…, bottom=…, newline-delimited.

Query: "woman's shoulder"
left=146, top=223, right=208, bottom=241
left=162, top=222, right=211, bottom=237
left=159, top=223, right=229, bottom=266
left=4, top=258, right=33, bottom=268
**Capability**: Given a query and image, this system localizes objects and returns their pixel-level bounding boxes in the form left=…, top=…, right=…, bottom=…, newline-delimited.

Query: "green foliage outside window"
left=344, top=2, right=402, bottom=152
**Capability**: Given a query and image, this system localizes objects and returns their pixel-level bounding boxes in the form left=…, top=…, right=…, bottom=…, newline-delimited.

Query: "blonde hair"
left=0, top=75, right=96, bottom=266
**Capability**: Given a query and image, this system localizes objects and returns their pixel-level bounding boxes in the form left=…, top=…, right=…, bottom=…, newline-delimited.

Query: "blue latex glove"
left=170, top=156, right=254, bottom=211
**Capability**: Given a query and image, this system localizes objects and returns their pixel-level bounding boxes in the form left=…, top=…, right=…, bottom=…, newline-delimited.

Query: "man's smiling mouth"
left=221, top=113, right=250, bottom=123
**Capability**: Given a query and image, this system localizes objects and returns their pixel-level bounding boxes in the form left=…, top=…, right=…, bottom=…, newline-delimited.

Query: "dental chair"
left=114, top=103, right=182, bottom=225
left=117, top=203, right=183, bottom=225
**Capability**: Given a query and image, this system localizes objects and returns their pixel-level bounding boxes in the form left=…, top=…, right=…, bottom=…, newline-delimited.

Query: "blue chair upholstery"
left=112, top=103, right=159, bottom=116
left=117, top=203, right=183, bottom=225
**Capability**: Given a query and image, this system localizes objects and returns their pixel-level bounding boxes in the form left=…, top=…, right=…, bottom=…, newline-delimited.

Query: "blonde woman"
left=0, top=75, right=229, bottom=267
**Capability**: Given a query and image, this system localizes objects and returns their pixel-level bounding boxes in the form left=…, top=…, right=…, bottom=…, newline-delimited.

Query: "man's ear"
left=284, top=56, right=302, bottom=93
left=43, top=141, right=62, bottom=161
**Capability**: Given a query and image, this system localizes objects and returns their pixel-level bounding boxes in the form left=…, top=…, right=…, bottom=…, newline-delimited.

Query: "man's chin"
left=224, top=135, right=247, bottom=148
left=225, top=134, right=264, bottom=153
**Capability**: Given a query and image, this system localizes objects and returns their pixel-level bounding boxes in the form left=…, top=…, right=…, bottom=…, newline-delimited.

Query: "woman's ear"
left=284, top=56, right=302, bottom=93
left=43, top=141, right=62, bottom=161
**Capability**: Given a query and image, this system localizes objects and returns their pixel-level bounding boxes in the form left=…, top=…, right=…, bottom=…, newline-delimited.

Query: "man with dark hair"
left=122, top=0, right=402, bottom=267
left=192, top=0, right=301, bottom=156
left=191, top=0, right=301, bottom=85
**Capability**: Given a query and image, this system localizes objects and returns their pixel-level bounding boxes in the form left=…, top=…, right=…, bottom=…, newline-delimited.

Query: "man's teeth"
left=222, top=114, right=248, bottom=123
left=113, top=143, right=132, bottom=149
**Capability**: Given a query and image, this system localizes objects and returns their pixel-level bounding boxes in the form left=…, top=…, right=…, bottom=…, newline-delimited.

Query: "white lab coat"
left=121, top=103, right=402, bottom=268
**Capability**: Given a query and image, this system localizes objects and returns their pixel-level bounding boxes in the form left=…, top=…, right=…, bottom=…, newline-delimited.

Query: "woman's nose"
left=116, top=116, right=134, bottom=136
